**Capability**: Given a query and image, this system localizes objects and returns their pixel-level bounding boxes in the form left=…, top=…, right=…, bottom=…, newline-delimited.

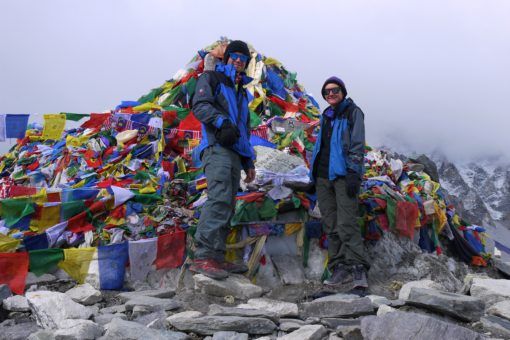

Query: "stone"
left=101, top=318, right=189, bottom=340
left=26, top=291, right=93, bottom=329
left=86, top=305, right=100, bottom=317
left=398, top=279, right=443, bottom=300
left=124, top=296, right=181, bottom=312
left=211, top=331, right=248, bottom=340
left=320, top=318, right=360, bottom=329
left=0, top=285, right=11, bottom=302
left=0, top=321, right=41, bottom=340
left=167, top=311, right=204, bottom=324
left=53, top=319, right=103, bottom=340
left=278, top=325, right=328, bottom=340
left=279, top=320, right=303, bottom=332
left=117, top=288, right=176, bottom=302
left=337, top=324, right=363, bottom=340
left=328, top=334, right=343, bottom=340
left=488, top=300, right=510, bottom=321
left=271, top=255, right=306, bottom=285
left=168, top=315, right=277, bottom=335
left=2, top=295, right=30, bottom=312
left=131, top=305, right=152, bottom=317
left=99, top=305, right=126, bottom=314
left=208, top=304, right=279, bottom=323
left=27, top=330, right=56, bottom=340
left=133, top=310, right=167, bottom=328
left=301, top=294, right=374, bottom=318
left=65, top=283, right=102, bottom=306
left=361, top=311, right=484, bottom=340
left=470, top=278, right=510, bottom=306
left=304, top=239, right=327, bottom=281
left=366, top=295, right=391, bottom=308
left=193, top=274, right=263, bottom=300
left=461, top=273, right=490, bottom=294
left=388, top=299, right=405, bottom=307
left=406, top=287, right=485, bottom=322
left=237, top=298, right=298, bottom=318
left=25, top=273, right=57, bottom=287
left=93, top=313, right=127, bottom=326
left=481, top=315, right=510, bottom=338
left=377, top=304, right=396, bottom=317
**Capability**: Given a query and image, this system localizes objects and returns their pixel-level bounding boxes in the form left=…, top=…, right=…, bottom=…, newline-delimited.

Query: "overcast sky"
left=1, top=0, right=509, bottom=162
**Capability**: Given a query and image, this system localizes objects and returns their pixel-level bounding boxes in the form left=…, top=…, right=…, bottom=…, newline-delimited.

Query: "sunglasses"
left=229, top=52, right=249, bottom=63
left=322, top=87, right=342, bottom=96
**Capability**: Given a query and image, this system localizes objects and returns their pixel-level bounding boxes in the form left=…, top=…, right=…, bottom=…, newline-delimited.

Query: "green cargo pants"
left=194, top=145, right=241, bottom=261
left=316, top=177, right=370, bottom=271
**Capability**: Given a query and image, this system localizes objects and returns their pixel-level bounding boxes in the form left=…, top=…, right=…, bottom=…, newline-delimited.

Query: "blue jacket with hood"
left=310, top=97, right=365, bottom=182
left=192, top=63, right=256, bottom=170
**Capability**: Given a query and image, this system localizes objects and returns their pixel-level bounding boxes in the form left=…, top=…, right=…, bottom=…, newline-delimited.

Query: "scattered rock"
left=278, top=325, right=328, bottom=340
left=93, top=313, right=127, bottom=326
left=398, top=279, right=443, bottom=300
left=25, top=273, right=57, bottom=287
left=53, top=319, right=103, bottom=340
left=408, top=287, right=484, bottom=321
left=65, top=283, right=102, bottom=306
left=101, top=318, right=189, bottom=340
left=193, top=274, right=263, bottom=300
left=279, top=320, right=303, bottom=332
left=208, top=304, right=279, bottom=323
left=133, top=310, right=167, bottom=328
left=493, top=259, right=510, bottom=278
left=99, top=305, right=126, bottom=314
left=167, top=311, right=204, bottom=324
left=388, top=299, right=405, bottom=308
left=131, top=305, right=152, bottom=317
left=211, top=331, right=248, bottom=340
left=328, top=334, right=343, bottom=340
left=271, top=255, right=306, bottom=285
left=117, top=288, right=176, bottom=302
left=361, top=311, right=484, bottom=340
left=480, top=315, right=510, bottom=338
left=2, top=295, right=30, bottom=312
left=377, top=305, right=396, bottom=316
left=470, top=278, right=510, bottom=306
left=237, top=298, right=298, bottom=317
left=124, top=296, right=181, bottom=312
left=26, top=291, right=93, bottom=329
left=168, top=315, right=277, bottom=335
left=461, top=273, right=490, bottom=294
left=337, top=324, right=363, bottom=340
left=366, top=295, right=391, bottom=308
left=487, top=300, right=510, bottom=321
left=0, top=321, right=41, bottom=340
left=320, top=317, right=360, bottom=329
left=27, top=329, right=56, bottom=340
left=301, top=294, right=374, bottom=318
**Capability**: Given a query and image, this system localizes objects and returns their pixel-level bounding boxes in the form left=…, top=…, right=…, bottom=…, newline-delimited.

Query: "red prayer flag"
left=0, top=252, right=29, bottom=295
left=155, top=228, right=186, bottom=269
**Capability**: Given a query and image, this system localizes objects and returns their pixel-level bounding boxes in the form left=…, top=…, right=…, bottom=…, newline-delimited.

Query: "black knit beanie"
left=223, top=40, right=251, bottom=65
left=321, top=76, right=347, bottom=99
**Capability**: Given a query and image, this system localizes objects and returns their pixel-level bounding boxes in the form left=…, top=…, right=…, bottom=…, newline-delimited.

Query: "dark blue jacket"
left=310, top=98, right=365, bottom=181
left=192, top=63, right=256, bottom=170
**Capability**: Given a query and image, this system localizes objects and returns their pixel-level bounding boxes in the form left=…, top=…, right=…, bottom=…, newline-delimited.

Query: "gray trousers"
left=194, top=145, right=241, bottom=261
left=316, top=177, right=369, bottom=271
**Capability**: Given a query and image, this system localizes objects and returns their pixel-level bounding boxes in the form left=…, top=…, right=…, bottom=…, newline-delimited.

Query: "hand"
left=215, top=120, right=240, bottom=147
left=345, top=172, right=361, bottom=198
left=244, top=168, right=256, bottom=183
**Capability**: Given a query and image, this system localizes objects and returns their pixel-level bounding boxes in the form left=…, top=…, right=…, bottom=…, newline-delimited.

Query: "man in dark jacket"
left=310, top=76, right=370, bottom=289
left=189, top=40, right=256, bottom=279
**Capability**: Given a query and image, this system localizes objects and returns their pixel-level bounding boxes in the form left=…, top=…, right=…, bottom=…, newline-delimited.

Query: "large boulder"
left=237, top=298, right=298, bottom=317
left=2, top=295, right=30, bottom=312
left=398, top=279, right=443, bottom=300
left=53, top=319, right=103, bottom=340
left=487, top=300, right=510, bottom=321
left=167, top=315, right=277, bottom=335
left=26, top=291, right=93, bottom=329
left=406, top=288, right=484, bottom=322
left=208, top=304, right=279, bottom=323
left=65, top=283, right=102, bottom=306
left=193, top=274, right=263, bottom=300
left=300, top=294, right=374, bottom=318
left=361, top=311, right=484, bottom=340
left=470, top=278, right=510, bottom=306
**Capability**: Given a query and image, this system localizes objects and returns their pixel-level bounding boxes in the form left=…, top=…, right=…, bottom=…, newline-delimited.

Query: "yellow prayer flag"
left=58, top=248, right=96, bottom=284
left=0, top=234, right=21, bottom=252
left=42, top=114, right=66, bottom=140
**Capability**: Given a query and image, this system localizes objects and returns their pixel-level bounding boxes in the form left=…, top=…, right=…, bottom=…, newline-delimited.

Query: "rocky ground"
left=3, top=234, right=510, bottom=339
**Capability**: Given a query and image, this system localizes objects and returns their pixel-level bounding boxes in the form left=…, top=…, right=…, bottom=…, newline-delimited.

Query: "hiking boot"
left=189, top=259, right=229, bottom=280
left=324, top=264, right=353, bottom=286
left=352, top=264, right=368, bottom=289
left=219, top=261, right=248, bottom=274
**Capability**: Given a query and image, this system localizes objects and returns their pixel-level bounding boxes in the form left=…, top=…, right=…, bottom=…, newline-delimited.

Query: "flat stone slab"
left=487, top=300, right=510, bottom=321
left=278, top=325, right=328, bottom=340
left=117, top=288, right=176, bottom=302
left=237, top=298, right=298, bottom=317
left=301, top=294, right=374, bottom=318
left=377, top=304, right=396, bottom=316
left=2, top=295, right=30, bottom=312
left=398, top=279, right=443, bottom=300
left=53, top=319, right=103, bottom=340
left=320, top=317, right=361, bottom=329
left=124, top=296, right=181, bottom=312
left=25, top=273, right=57, bottom=287
left=26, top=291, right=93, bottom=329
left=208, top=304, right=279, bottom=323
left=361, top=311, right=484, bottom=340
left=193, top=274, right=263, bottom=300
left=101, top=318, right=189, bottom=340
left=0, top=321, right=40, bottom=340
left=271, top=255, right=306, bottom=285
left=211, top=331, right=248, bottom=340
left=481, top=315, right=510, bottom=338
left=65, top=283, right=102, bottom=306
left=167, top=311, right=204, bottom=324
left=406, top=287, right=484, bottom=322
left=470, top=278, right=510, bottom=306
left=93, top=313, right=127, bottom=326
left=99, top=304, right=126, bottom=314
left=366, top=295, right=391, bottom=308
left=168, top=315, right=277, bottom=335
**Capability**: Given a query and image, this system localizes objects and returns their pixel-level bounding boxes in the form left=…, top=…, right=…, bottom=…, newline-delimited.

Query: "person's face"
left=227, top=52, right=249, bottom=73
left=323, top=83, right=344, bottom=107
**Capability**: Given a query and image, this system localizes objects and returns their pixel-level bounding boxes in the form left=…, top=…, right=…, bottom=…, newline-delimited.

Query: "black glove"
left=215, top=120, right=240, bottom=147
left=346, top=172, right=361, bottom=198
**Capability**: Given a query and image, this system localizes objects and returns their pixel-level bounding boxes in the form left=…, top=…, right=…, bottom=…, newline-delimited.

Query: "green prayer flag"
left=62, top=200, right=88, bottom=220
left=0, top=198, right=35, bottom=227
left=386, top=198, right=397, bottom=230
left=249, top=110, right=262, bottom=128
left=64, top=113, right=89, bottom=121
left=29, top=249, right=64, bottom=276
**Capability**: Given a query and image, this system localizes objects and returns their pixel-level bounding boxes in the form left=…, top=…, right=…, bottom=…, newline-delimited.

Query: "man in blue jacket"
left=310, top=76, right=370, bottom=289
left=189, top=40, right=256, bottom=279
